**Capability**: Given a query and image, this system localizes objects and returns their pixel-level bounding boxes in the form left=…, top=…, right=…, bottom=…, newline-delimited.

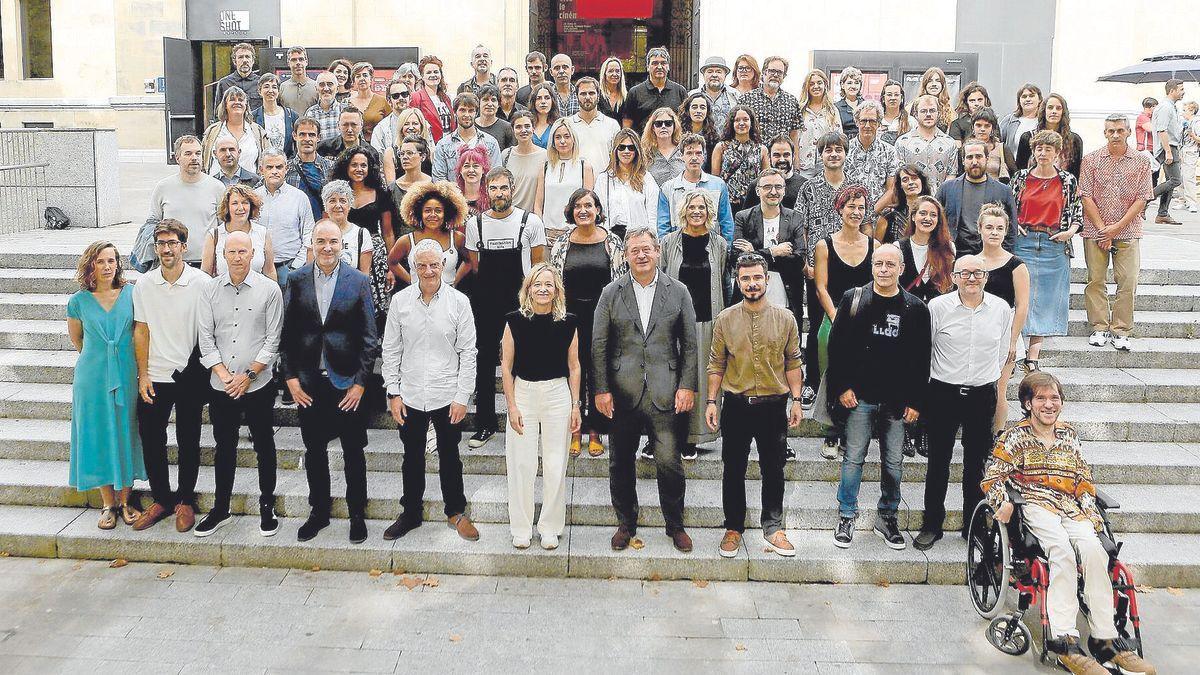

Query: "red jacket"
left=410, top=88, right=456, bottom=143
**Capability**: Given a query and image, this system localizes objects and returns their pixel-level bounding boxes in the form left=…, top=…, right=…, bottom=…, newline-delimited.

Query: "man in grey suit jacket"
left=593, top=227, right=699, bottom=553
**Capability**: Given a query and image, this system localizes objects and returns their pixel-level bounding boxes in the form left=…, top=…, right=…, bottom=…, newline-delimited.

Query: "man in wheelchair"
left=979, top=372, right=1156, bottom=675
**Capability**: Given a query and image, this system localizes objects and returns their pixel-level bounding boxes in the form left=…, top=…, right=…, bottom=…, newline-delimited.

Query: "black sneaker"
left=784, top=446, right=796, bottom=461
left=640, top=442, right=654, bottom=460
left=902, top=434, right=916, bottom=458
left=912, top=530, right=943, bottom=551
left=800, top=386, right=816, bottom=411
left=349, top=517, right=367, bottom=544
left=468, top=429, right=495, bottom=449
left=681, top=443, right=698, bottom=460
left=834, top=516, right=855, bottom=548
left=259, top=504, right=279, bottom=537
left=297, top=513, right=330, bottom=542
left=873, top=514, right=906, bottom=550
left=193, top=511, right=232, bottom=538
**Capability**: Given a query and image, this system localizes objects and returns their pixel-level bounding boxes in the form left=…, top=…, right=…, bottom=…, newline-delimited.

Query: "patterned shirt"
left=691, top=85, right=740, bottom=131
left=738, top=88, right=803, bottom=147
left=1077, top=146, right=1154, bottom=240
left=797, top=107, right=835, bottom=176
left=844, top=136, right=900, bottom=209
left=981, top=420, right=1103, bottom=532
left=895, top=128, right=960, bottom=192
left=1011, top=168, right=1083, bottom=235
left=304, top=100, right=344, bottom=142
left=794, top=175, right=847, bottom=266
left=555, top=88, right=580, bottom=117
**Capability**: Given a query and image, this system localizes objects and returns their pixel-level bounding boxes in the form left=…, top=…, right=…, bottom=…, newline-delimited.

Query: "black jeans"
left=721, top=394, right=788, bottom=536
left=921, top=379, right=997, bottom=534
left=609, top=396, right=686, bottom=534
left=208, top=383, right=278, bottom=515
left=297, top=376, right=368, bottom=519
left=397, top=404, right=467, bottom=521
left=471, top=301, right=509, bottom=432
left=804, top=277, right=822, bottom=387
left=136, top=380, right=205, bottom=509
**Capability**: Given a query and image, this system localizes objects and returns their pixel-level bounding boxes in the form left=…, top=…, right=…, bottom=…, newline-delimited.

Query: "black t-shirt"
left=857, top=290, right=910, bottom=405
left=624, top=79, right=688, bottom=133
left=679, top=232, right=712, bottom=321
left=506, top=311, right=578, bottom=382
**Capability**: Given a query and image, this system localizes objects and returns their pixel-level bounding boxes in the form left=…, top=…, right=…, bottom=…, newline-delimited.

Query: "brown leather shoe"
left=719, top=530, right=741, bottom=558
left=670, top=529, right=693, bottom=553
left=175, top=504, right=195, bottom=533
left=1107, top=650, right=1156, bottom=675
left=610, top=526, right=633, bottom=550
left=1057, top=637, right=1108, bottom=675
left=131, top=502, right=169, bottom=531
left=1155, top=215, right=1183, bottom=225
left=448, top=514, right=479, bottom=541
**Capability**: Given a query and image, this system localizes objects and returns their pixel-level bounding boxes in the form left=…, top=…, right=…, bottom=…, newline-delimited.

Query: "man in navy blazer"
left=936, top=139, right=1017, bottom=254
left=281, top=220, right=378, bottom=544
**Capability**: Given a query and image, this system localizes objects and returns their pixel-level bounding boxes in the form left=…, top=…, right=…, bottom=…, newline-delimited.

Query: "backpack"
left=43, top=206, right=70, bottom=230
left=129, top=219, right=160, bottom=273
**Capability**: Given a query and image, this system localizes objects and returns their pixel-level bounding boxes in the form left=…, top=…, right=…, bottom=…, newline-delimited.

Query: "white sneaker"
left=540, top=534, right=559, bottom=550
left=1088, top=331, right=1111, bottom=347
left=512, top=535, right=531, bottom=549
left=1112, top=335, right=1132, bottom=351
left=1190, top=205, right=1200, bottom=213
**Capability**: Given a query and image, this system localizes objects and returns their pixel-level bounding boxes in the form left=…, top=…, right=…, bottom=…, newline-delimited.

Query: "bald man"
left=211, top=136, right=262, bottom=188
left=827, top=243, right=932, bottom=550
left=196, top=230, right=284, bottom=537
left=915, top=254, right=1013, bottom=550
left=548, top=53, right=579, bottom=116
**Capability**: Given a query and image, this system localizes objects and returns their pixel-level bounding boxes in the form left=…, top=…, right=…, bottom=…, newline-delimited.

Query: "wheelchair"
left=965, top=484, right=1144, bottom=669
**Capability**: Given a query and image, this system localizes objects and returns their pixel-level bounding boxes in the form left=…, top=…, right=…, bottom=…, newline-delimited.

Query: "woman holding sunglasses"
left=594, top=128, right=660, bottom=240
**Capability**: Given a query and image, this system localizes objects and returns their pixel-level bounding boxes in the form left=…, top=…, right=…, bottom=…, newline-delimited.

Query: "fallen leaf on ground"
left=369, top=569, right=383, bottom=577
left=876, top=580, right=890, bottom=588
left=310, top=566, right=321, bottom=572
left=156, top=569, right=174, bottom=579
left=1136, top=585, right=1154, bottom=593
left=0, top=552, right=10, bottom=557
left=735, top=643, right=747, bottom=652
left=449, top=633, right=462, bottom=642
left=1168, top=587, right=1184, bottom=596
left=693, top=579, right=709, bottom=588
left=423, top=577, right=439, bottom=588
left=397, top=575, right=421, bottom=590
left=630, top=538, right=645, bottom=549
left=763, top=547, right=773, bottom=554
left=109, top=558, right=127, bottom=568
left=648, top=573, right=662, bottom=582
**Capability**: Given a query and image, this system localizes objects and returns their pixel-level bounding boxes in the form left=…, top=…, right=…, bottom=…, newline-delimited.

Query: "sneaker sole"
left=833, top=537, right=852, bottom=549
left=194, top=516, right=232, bottom=538
left=718, top=547, right=739, bottom=558
left=260, top=524, right=279, bottom=537
left=874, top=527, right=907, bottom=550
left=763, top=537, right=796, bottom=557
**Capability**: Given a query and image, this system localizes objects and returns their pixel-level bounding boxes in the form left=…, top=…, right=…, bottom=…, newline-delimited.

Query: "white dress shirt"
left=382, top=281, right=478, bottom=411
left=631, top=270, right=658, bottom=333
left=928, top=291, right=1013, bottom=386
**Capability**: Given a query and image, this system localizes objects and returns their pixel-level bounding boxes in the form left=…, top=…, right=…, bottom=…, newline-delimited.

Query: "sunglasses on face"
left=616, top=143, right=637, bottom=151
left=389, top=91, right=411, bottom=100
left=653, top=120, right=675, bottom=128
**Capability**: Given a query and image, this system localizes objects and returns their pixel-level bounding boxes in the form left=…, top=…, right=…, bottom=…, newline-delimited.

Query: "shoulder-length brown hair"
left=1037, top=93, right=1075, bottom=170
left=904, top=195, right=955, bottom=294
left=400, top=180, right=469, bottom=232
left=609, top=128, right=647, bottom=192
left=730, top=54, right=760, bottom=89
left=217, top=184, right=264, bottom=223
left=76, top=241, right=126, bottom=291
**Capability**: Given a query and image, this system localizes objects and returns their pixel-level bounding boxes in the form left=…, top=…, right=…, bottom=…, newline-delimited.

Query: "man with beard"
left=657, top=134, right=735, bottom=244
left=737, top=56, right=802, bottom=147
left=624, top=47, right=687, bottom=133
left=936, top=138, right=1016, bottom=254
left=148, top=135, right=226, bottom=267
left=567, top=77, right=620, bottom=174
left=706, top=253, right=804, bottom=558
left=304, top=72, right=344, bottom=143
left=690, top=56, right=739, bottom=131
left=464, top=168, right=547, bottom=448
left=213, top=43, right=261, bottom=120
left=827, top=243, right=931, bottom=550
left=742, top=135, right=807, bottom=210
left=431, top=93, right=502, bottom=182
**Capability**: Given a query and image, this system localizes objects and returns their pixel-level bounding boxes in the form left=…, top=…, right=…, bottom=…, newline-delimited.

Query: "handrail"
left=0, top=162, right=51, bottom=172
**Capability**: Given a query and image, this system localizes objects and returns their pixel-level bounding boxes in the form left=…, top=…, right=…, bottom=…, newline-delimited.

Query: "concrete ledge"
left=566, top=526, right=748, bottom=581
left=0, top=505, right=83, bottom=557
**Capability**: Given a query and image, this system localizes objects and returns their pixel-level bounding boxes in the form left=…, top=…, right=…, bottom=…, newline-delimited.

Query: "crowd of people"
left=65, top=41, right=1176, bottom=675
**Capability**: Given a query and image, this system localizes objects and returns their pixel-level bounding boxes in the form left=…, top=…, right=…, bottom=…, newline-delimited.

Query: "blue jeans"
left=274, top=261, right=292, bottom=288
left=837, top=401, right=904, bottom=519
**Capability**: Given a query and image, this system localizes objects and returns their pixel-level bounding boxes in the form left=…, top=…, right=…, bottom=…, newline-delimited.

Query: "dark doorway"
left=530, top=0, right=700, bottom=89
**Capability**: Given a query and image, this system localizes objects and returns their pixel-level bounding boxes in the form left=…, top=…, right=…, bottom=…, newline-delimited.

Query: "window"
left=21, top=0, right=53, bottom=79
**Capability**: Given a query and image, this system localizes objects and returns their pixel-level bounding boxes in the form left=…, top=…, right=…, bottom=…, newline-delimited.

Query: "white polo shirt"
left=132, top=264, right=210, bottom=382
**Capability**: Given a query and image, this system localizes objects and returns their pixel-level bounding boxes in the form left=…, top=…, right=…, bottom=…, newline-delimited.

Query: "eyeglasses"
left=857, top=118, right=880, bottom=125
left=760, top=185, right=785, bottom=192
left=153, top=240, right=182, bottom=249
left=616, top=144, right=638, bottom=151
left=389, top=91, right=411, bottom=100
left=764, top=68, right=786, bottom=76
left=953, top=270, right=988, bottom=280
left=652, top=119, right=675, bottom=128
left=735, top=66, right=753, bottom=72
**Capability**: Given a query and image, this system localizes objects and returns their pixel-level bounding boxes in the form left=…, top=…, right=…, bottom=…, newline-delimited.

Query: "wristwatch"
left=706, top=399, right=717, bottom=405
left=244, top=369, right=257, bottom=381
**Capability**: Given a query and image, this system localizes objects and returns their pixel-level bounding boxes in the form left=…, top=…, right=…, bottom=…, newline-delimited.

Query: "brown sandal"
left=120, top=502, right=142, bottom=526
left=97, top=506, right=118, bottom=530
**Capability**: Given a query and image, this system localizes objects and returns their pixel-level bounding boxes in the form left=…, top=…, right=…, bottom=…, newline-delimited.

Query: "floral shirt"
left=844, top=136, right=900, bottom=210
left=719, top=139, right=765, bottom=204
left=1011, top=168, right=1083, bottom=235
left=1077, top=146, right=1154, bottom=240
left=981, top=420, right=1103, bottom=532
left=738, top=88, right=803, bottom=148
left=797, top=107, right=835, bottom=177
left=895, top=128, right=959, bottom=192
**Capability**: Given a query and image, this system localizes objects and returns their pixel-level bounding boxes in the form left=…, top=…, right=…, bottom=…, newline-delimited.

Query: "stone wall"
left=0, top=129, right=121, bottom=228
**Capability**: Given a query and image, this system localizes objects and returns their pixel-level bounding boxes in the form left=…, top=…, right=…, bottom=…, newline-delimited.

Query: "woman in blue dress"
left=67, top=241, right=146, bottom=529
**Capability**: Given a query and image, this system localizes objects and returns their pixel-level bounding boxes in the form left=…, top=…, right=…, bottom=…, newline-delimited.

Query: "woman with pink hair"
left=455, top=144, right=492, bottom=221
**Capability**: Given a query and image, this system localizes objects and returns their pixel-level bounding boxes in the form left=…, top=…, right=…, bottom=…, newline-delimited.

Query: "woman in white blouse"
left=593, top=128, right=659, bottom=240
left=304, top=180, right=373, bottom=274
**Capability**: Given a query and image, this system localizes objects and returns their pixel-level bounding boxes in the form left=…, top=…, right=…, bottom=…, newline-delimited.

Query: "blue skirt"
left=1014, top=231, right=1069, bottom=337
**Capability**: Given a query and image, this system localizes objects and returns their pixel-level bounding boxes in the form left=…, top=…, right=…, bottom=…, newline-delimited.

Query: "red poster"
left=576, top=0, right=653, bottom=19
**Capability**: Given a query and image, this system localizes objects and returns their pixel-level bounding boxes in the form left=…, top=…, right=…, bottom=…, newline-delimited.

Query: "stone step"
left=1038, top=336, right=1200, bottom=369
left=4, top=383, right=1200, bottom=441
left=1, top=458, right=1196, bottom=534
left=2, top=418, right=1195, bottom=486
left=6, top=349, right=1198, bottom=405
left=0, top=294, right=70, bottom=321
left=1066, top=283, right=1198, bottom=312
left=1, top=505, right=1196, bottom=586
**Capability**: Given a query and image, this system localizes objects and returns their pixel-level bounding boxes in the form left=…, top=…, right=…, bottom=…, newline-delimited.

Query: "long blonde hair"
left=640, top=107, right=682, bottom=159
left=546, top=118, right=579, bottom=163
left=518, top=262, right=567, bottom=320
left=799, top=70, right=838, bottom=128
left=598, top=57, right=627, bottom=103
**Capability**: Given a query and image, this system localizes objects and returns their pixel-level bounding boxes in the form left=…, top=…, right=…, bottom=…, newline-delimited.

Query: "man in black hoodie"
left=826, top=243, right=931, bottom=550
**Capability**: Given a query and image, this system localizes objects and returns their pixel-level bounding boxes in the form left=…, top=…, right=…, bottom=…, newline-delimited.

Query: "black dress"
left=678, top=232, right=713, bottom=322
left=563, top=241, right=612, bottom=433
left=824, top=234, right=875, bottom=318
left=348, top=188, right=393, bottom=318
left=983, top=254, right=1026, bottom=308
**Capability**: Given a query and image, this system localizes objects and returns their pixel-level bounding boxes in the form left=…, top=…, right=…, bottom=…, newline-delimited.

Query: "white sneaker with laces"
left=1088, top=331, right=1110, bottom=347
left=1112, top=335, right=1132, bottom=351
